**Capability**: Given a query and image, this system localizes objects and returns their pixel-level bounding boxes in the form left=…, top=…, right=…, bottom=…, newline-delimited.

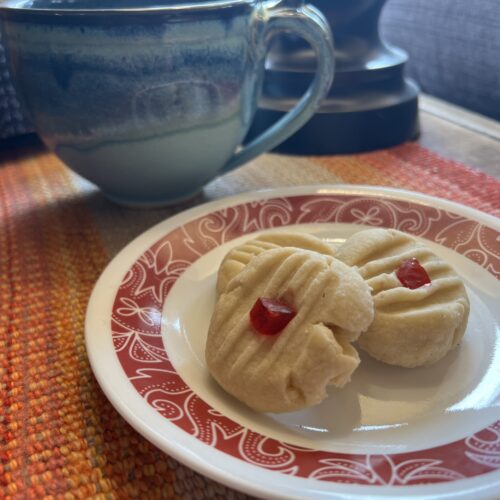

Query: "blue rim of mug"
left=0, top=0, right=278, bottom=15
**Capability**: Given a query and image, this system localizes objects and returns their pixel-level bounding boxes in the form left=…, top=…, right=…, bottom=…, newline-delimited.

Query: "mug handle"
left=222, top=2, right=334, bottom=173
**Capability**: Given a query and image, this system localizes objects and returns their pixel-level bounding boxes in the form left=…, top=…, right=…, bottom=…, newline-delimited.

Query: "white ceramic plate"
left=85, top=185, right=500, bottom=499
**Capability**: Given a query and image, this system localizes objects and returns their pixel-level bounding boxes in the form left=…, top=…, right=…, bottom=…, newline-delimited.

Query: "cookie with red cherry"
left=206, top=247, right=373, bottom=413
left=335, top=228, right=470, bottom=368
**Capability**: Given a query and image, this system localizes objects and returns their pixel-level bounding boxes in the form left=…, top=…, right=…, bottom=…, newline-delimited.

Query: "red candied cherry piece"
left=396, top=257, right=431, bottom=289
left=250, top=297, right=296, bottom=336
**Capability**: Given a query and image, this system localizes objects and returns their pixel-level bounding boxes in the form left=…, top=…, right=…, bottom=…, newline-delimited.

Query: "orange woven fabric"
left=311, top=143, right=500, bottom=216
left=0, top=149, right=248, bottom=499
left=0, top=142, right=498, bottom=499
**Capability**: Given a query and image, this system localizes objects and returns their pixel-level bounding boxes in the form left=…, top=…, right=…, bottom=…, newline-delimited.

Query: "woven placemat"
left=1, top=143, right=498, bottom=498
left=312, top=143, right=500, bottom=216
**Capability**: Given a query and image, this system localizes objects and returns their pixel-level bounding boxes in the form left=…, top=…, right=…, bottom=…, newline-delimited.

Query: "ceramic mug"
left=0, top=0, right=334, bottom=206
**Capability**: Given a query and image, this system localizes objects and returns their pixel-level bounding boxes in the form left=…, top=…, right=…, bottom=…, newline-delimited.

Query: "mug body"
left=1, top=1, right=265, bottom=205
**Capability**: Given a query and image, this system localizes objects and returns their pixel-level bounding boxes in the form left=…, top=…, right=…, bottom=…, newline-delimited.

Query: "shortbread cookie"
left=335, top=229, right=470, bottom=368
left=216, top=231, right=336, bottom=296
left=206, top=247, right=374, bottom=413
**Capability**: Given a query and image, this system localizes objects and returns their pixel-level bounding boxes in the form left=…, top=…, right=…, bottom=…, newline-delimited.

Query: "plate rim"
left=85, top=184, right=500, bottom=499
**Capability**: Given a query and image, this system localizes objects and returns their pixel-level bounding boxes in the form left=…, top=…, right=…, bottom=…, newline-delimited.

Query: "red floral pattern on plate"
left=111, top=194, right=500, bottom=484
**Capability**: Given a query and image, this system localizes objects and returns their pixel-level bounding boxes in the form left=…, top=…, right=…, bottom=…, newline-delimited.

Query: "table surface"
left=1, top=95, right=499, bottom=499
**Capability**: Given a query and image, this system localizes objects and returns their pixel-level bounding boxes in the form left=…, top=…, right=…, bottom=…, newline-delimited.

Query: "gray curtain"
left=0, top=28, right=31, bottom=139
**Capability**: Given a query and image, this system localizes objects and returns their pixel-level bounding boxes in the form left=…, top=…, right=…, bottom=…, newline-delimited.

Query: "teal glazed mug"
left=0, top=0, right=334, bottom=206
